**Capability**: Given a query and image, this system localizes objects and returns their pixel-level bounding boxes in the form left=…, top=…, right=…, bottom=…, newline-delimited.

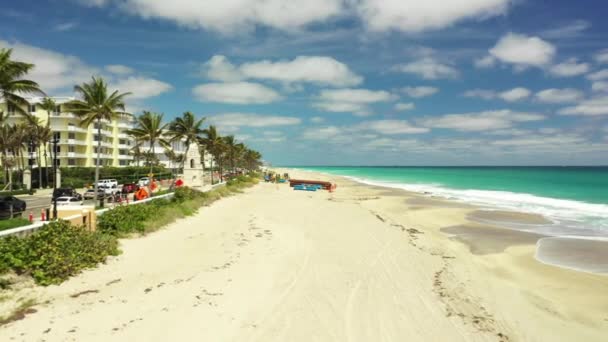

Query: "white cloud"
left=592, top=81, right=608, bottom=93
left=313, top=88, right=396, bottom=116
left=355, top=0, right=511, bottom=33
left=558, top=96, right=608, bottom=116
left=301, top=126, right=343, bottom=140
left=107, top=0, right=344, bottom=34
left=0, top=40, right=96, bottom=92
left=549, top=58, right=590, bottom=77
left=499, top=87, right=531, bottom=102
left=421, top=110, right=545, bottom=132
left=77, top=0, right=512, bottom=34
left=106, top=64, right=135, bottom=75
left=202, top=55, right=362, bottom=87
left=464, top=87, right=530, bottom=102
left=310, top=116, right=325, bottom=123
left=240, top=56, right=363, bottom=87
left=402, top=86, right=439, bottom=98
left=394, top=57, right=459, bottom=80
left=540, top=20, right=591, bottom=39
left=587, top=69, right=608, bottom=81
left=54, top=22, right=78, bottom=32
left=474, top=55, right=496, bottom=69
left=594, top=49, right=608, bottom=64
left=395, top=102, right=415, bottom=111
left=209, top=113, right=301, bottom=128
left=355, top=120, right=428, bottom=135
left=535, top=88, right=584, bottom=104
left=111, top=76, right=172, bottom=100
left=201, top=55, right=243, bottom=82
left=489, top=33, right=556, bottom=67
left=192, top=82, right=282, bottom=104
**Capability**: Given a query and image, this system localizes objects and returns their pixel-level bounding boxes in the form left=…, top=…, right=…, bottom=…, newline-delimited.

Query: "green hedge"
left=60, top=166, right=173, bottom=186
left=0, top=221, right=119, bottom=285
left=0, top=189, right=35, bottom=196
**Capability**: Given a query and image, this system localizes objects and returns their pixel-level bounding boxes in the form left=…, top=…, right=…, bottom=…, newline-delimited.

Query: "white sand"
left=1, top=169, right=607, bottom=341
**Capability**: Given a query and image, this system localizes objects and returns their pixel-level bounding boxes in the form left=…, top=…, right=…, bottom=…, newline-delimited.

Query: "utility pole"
left=52, top=136, right=58, bottom=220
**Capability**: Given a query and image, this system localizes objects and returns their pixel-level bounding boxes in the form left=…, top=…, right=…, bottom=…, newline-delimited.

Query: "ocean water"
left=292, top=166, right=608, bottom=238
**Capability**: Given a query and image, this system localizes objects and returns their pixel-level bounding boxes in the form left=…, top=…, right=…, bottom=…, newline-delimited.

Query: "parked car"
left=97, top=179, right=118, bottom=188
left=55, top=196, right=83, bottom=206
left=122, top=183, right=139, bottom=193
left=100, top=185, right=120, bottom=196
left=52, top=188, right=83, bottom=202
left=83, top=189, right=106, bottom=200
left=138, top=177, right=150, bottom=187
left=0, top=196, right=27, bottom=219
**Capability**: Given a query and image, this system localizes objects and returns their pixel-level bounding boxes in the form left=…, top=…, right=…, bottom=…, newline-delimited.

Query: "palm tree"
left=64, top=77, right=130, bottom=201
left=0, top=48, right=45, bottom=119
left=166, top=111, right=205, bottom=172
left=126, top=111, right=169, bottom=174
left=39, top=97, right=57, bottom=185
left=243, top=149, right=262, bottom=171
left=222, top=135, right=239, bottom=174
left=201, top=125, right=225, bottom=183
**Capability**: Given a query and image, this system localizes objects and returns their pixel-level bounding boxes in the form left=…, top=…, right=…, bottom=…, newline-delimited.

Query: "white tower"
left=182, top=142, right=204, bottom=188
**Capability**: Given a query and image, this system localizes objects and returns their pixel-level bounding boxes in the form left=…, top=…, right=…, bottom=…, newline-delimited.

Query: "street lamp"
left=52, top=136, right=59, bottom=220
left=28, top=138, right=35, bottom=190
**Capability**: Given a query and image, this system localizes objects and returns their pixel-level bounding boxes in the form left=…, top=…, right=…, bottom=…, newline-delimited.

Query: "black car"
left=0, top=196, right=27, bottom=219
left=52, top=188, right=83, bottom=202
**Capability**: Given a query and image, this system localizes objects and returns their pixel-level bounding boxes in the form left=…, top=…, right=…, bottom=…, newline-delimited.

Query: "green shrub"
left=0, top=218, right=31, bottom=232
left=0, top=221, right=119, bottom=285
left=172, top=186, right=200, bottom=202
left=0, top=189, right=36, bottom=196
left=96, top=203, right=157, bottom=236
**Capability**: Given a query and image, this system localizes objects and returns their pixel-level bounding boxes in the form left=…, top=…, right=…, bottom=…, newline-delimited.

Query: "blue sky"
left=1, top=0, right=608, bottom=166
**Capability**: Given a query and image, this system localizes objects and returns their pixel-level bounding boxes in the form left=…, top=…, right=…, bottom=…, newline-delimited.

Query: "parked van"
left=97, top=179, right=118, bottom=188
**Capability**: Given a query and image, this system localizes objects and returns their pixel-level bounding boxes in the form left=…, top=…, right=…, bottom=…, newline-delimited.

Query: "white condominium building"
left=0, top=96, right=135, bottom=167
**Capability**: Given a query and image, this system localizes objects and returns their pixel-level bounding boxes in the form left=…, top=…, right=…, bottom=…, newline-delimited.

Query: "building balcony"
left=58, top=139, right=88, bottom=146
left=50, top=125, right=89, bottom=133
left=51, top=112, right=79, bottom=119
left=116, top=122, right=134, bottom=129
left=117, top=132, right=130, bottom=139
left=58, top=152, right=88, bottom=159
left=117, top=155, right=132, bottom=160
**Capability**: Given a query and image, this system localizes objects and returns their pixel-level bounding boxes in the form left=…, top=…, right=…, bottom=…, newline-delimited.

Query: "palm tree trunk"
left=37, top=146, right=42, bottom=189
left=43, top=142, right=49, bottom=187
left=94, top=118, right=101, bottom=204
left=149, top=141, right=155, bottom=175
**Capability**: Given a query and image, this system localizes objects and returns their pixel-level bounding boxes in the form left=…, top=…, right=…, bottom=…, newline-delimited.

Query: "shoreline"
left=285, top=167, right=608, bottom=275
left=1, top=169, right=607, bottom=341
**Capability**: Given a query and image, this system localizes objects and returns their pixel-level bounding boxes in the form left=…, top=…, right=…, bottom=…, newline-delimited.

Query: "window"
left=119, top=160, right=127, bottom=166
left=119, top=149, right=128, bottom=155
left=68, top=146, right=75, bottom=153
left=7, top=104, right=16, bottom=114
left=68, top=132, right=75, bottom=139
left=54, top=105, right=61, bottom=114
left=119, top=139, right=127, bottom=145
left=54, top=159, right=61, bottom=167
left=94, top=135, right=101, bottom=141
left=54, top=146, right=61, bottom=153
left=28, top=104, right=36, bottom=112
left=68, top=159, right=76, bottom=166
left=53, top=132, right=61, bottom=140
left=190, top=159, right=195, bottom=168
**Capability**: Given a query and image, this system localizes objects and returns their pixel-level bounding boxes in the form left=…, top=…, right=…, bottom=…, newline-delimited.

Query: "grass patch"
left=0, top=298, right=37, bottom=326
left=0, top=218, right=31, bottom=232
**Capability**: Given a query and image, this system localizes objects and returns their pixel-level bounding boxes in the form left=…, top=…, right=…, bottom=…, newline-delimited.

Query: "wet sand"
left=536, top=237, right=608, bottom=274
left=441, top=224, right=546, bottom=255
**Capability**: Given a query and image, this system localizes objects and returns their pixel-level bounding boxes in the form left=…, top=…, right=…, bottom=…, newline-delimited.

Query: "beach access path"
left=2, top=170, right=607, bottom=341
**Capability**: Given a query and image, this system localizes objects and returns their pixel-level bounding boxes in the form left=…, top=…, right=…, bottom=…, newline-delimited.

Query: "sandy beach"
left=1, top=169, right=608, bottom=341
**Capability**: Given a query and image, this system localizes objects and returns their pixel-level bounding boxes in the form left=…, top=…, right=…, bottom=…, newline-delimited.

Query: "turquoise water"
left=299, top=166, right=608, bottom=204
left=291, top=166, right=608, bottom=236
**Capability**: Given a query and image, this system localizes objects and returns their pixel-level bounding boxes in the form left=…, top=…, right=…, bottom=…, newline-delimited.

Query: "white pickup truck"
left=97, top=179, right=118, bottom=188
left=99, top=184, right=120, bottom=196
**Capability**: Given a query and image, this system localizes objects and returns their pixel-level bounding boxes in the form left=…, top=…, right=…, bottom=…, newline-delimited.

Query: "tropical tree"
left=243, top=149, right=262, bottom=170
left=126, top=111, right=169, bottom=174
left=222, top=135, right=238, bottom=174
left=0, top=48, right=44, bottom=119
left=166, top=111, right=205, bottom=172
left=39, top=97, right=57, bottom=184
left=64, top=77, right=130, bottom=201
left=201, top=125, right=225, bottom=183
